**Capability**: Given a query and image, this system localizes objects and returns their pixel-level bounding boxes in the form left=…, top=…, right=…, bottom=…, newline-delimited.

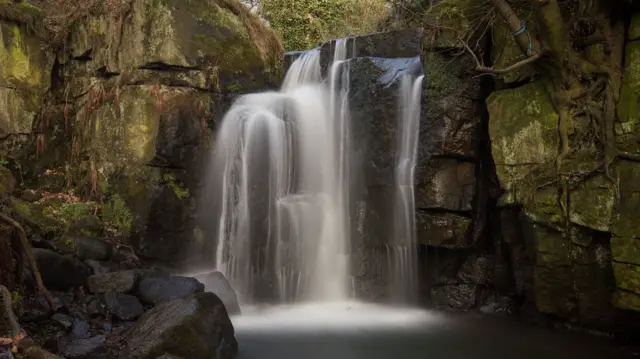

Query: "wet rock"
left=88, top=270, right=141, bottom=294
left=457, top=255, right=494, bottom=285
left=479, top=296, right=515, bottom=315
left=85, top=260, right=114, bottom=275
left=430, top=283, right=478, bottom=310
left=137, top=276, right=204, bottom=305
left=192, top=271, right=241, bottom=315
left=33, top=249, right=91, bottom=291
left=416, top=211, right=472, bottom=248
left=104, top=292, right=144, bottom=321
left=119, top=292, right=237, bottom=359
left=60, top=335, right=106, bottom=358
left=415, top=158, right=475, bottom=212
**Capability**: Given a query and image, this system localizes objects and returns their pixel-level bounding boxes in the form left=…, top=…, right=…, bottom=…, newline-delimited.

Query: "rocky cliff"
left=0, top=0, right=283, bottom=266
left=399, top=0, right=640, bottom=338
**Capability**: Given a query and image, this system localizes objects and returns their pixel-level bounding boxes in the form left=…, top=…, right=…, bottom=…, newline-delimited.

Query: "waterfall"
left=203, top=36, right=424, bottom=307
left=390, top=75, right=424, bottom=303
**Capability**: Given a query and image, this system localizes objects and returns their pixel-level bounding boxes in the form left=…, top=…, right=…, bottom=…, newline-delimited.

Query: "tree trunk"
left=0, top=224, right=23, bottom=292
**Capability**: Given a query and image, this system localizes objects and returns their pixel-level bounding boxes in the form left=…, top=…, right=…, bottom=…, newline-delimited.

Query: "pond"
left=232, top=302, right=637, bottom=359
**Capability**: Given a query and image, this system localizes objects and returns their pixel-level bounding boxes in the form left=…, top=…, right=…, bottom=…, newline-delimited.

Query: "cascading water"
left=209, top=39, right=353, bottom=304
left=389, top=74, right=424, bottom=303
left=204, top=35, right=424, bottom=307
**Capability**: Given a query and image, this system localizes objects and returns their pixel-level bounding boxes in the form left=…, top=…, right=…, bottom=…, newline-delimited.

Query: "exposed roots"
left=0, top=213, right=57, bottom=312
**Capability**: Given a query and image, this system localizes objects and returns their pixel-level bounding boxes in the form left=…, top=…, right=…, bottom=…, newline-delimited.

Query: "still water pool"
left=232, top=302, right=636, bottom=359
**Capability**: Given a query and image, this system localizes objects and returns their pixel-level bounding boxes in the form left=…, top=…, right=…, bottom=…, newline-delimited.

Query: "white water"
left=390, top=75, right=424, bottom=302
left=207, top=36, right=424, bottom=306
left=210, top=39, right=353, bottom=303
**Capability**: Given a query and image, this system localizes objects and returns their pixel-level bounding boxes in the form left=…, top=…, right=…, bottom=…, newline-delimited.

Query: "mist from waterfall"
left=204, top=36, right=424, bottom=306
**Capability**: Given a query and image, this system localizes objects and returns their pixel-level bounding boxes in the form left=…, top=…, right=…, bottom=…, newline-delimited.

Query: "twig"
left=0, top=213, right=57, bottom=311
left=460, top=40, right=542, bottom=75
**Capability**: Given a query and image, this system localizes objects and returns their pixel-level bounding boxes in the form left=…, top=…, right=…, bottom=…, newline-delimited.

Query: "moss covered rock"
left=616, top=40, right=640, bottom=153
left=488, top=81, right=559, bottom=205
left=0, top=18, right=52, bottom=140
left=569, top=175, right=615, bottom=232
left=65, top=0, right=282, bottom=92
left=629, top=13, right=640, bottom=41
left=416, top=211, right=472, bottom=248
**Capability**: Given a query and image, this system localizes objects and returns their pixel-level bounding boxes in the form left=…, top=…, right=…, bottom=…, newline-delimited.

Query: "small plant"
left=0, top=159, right=8, bottom=166
left=11, top=291, right=22, bottom=306
left=101, top=194, right=132, bottom=233
left=163, top=173, right=190, bottom=199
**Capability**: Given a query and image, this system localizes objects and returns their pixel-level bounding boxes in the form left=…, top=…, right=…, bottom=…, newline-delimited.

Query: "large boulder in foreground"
left=118, top=292, right=237, bottom=359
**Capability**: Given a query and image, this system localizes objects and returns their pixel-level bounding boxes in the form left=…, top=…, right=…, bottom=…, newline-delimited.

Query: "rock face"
left=119, top=292, right=237, bottom=359
left=0, top=0, right=283, bottom=266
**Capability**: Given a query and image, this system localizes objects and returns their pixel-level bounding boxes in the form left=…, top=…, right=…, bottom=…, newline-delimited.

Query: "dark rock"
left=17, top=338, right=59, bottom=359
left=416, top=211, right=472, bottom=248
left=33, top=248, right=91, bottom=291
left=104, top=292, right=144, bottom=321
left=51, top=313, right=74, bottom=330
left=319, top=28, right=423, bottom=76
left=479, top=296, right=515, bottom=315
left=85, top=260, right=114, bottom=275
left=192, top=271, right=241, bottom=315
left=20, top=190, right=42, bottom=202
left=137, top=276, right=204, bottom=305
left=72, top=318, right=91, bottom=339
left=457, top=255, right=494, bottom=285
left=60, top=335, right=106, bottom=358
left=430, top=284, right=478, bottom=310
left=119, top=292, right=237, bottom=359
left=58, top=234, right=114, bottom=261
left=415, top=158, right=475, bottom=212
left=88, top=270, right=141, bottom=294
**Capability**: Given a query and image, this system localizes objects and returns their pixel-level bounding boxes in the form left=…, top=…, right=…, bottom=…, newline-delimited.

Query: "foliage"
left=163, top=173, right=190, bottom=199
left=263, top=0, right=389, bottom=50
left=101, top=194, right=132, bottom=233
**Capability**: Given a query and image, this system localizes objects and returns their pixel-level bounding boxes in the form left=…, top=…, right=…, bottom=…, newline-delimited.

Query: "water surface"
left=233, top=302, right=637, bottom=359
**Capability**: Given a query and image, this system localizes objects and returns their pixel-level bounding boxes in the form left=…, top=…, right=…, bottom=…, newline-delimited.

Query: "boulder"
left=104, top=292, right=144, bottom=321
left=137, top=276, right=204, bottom=305
left=33, top=249, right=91, bottom=291
left=430, top=284, right=478, bottom=310
left=88, top=270, right=142, bottom=294
left=55, top=235, right=114, bottom=261
left=119, top=292, right=237, bottom=359
left=192, top=271, right=241, bottom=315
left=60, top=335, right=106, bottom=359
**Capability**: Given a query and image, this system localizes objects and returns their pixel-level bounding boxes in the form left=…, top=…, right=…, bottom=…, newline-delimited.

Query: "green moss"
left=10, top=197, right=63, bottom=234
left=612, top=160, right=640, bottom=238
left=193, top=227, right=205, bottom=246
left=629, top=13, right=640, bottom=41
left=616, top=41, right=640, bottom=150
left=422, top=52, right=460, bottom=99
left=612, top=262, right=640, bottom=295
left=163, top=173, right=189, bottom=199
left=525, top=188, right=564, bottom=229
left=612, top=290, right=640, bottom=312
left=225, top=82, right=242, bottom=93
left=488, top=81, right=559, bottom=205
left=611, top=237, right=640, bottom=266
left=11, top=290, right=22, bottom=306
left=569, top=175, right=615, bottom=232
left=101, top=194, right=133, bottom=233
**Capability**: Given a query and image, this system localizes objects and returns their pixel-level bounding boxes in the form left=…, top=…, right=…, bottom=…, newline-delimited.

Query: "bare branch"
left=461, top=40, right=542, bottom=75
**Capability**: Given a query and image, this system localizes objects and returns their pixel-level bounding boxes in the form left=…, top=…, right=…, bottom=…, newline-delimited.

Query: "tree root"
left=0, top=213, right=57, bottom=312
